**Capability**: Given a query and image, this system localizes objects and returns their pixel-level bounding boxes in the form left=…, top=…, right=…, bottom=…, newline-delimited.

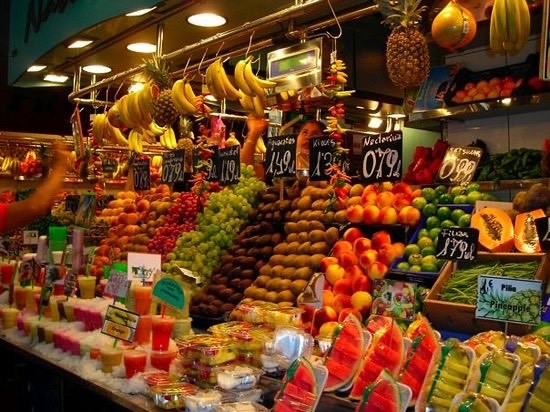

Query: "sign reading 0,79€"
left=360, top=131, right=402, bottom=184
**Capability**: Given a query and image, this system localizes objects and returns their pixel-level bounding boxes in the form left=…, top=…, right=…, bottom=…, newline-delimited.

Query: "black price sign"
left=308, top=136, right=335, bottom=181
left=218, top=145, right=240, bottom=186
left=361, top=131, right=402, bottom=183
left=161, top=149, right=185, bottom=184
left=96, top=195, right=114, bottom=211
left=65, top=195, right=80, bottom=214
left=435, top=227, right=479, bottom=261
left=206, top=146, right=219, bottom=182
left=133, top=158, right=151, bottom=190
left=436, top=146, right=483, bottom=185
left=265, top=135, right=297, bottom=179
left=535, top=216, right=550, bottom=251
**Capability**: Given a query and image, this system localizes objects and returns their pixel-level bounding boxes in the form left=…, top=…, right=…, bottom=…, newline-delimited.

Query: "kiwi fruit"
left=257, top=234, right=272, bottom=245
left=266, top=277, right=282, bottom=291
left=297, top=242, right=311, bottom=255
left=281, top=267, right=297, bottom=280
left=271, top=233, right=283, bottom=245
left=279, top=199, right=291, bottom=211
left=325, top=226, right=340, bottom=246
left=294, top=255, right=310, bottom=268
left=228, top=292, right=243, bottom=304
left=228, top=267, right=242, bottom=279
left=309, top=254, right=325, bottom=270
left=309, top=229, right=325, bottom=243
left=290, top=210, right=301, bottom=222
left=284, top=222, right=298, bottom=234
left=255, top=275, right=271, bottom=288
left=311, top=199, right=325, bottom=210
left=297, top=196, right=312, bottom=211
left=264, top=291, right=279, bottom=303
left=296, top=220, right=310, bottom=233
left=244, top=286, right=257, bottom=298
left=290, top=279, right=308, bottom=296
left=300, top=210, right=312, bottom=221
left=259, top=265, right=272, bottom=277
left=309, top=210, right=323, bottom=222
left=282, top=254, right=298, bottom=267
left=269, top=255, right=285, bottom=266
left=234, top=248, right=247, bottom=257
left=309, top=221, right=325, bottom=231
left=286, top=233, right=299, bottom=243
left=287, top=241, right=300, bottom=254
left=271, top=265, right=285, bottom=277
left=297, top=231, right=309, bottom=243
left=260, top=245, right=273, bottom=257
left=229, top=278, right=241, bottom=290
left=273, top=242, right=288, bottom=255
left=334, top=210, right=348, bottom=224
left=310, top=241, right=329, bottom=255
left=295, top=267, right=313, bottom=280
left=277, top=290, right=295, bottom=303
left=321, top=211, right=335, bottom=224
left=218, top=288, right=235, bottom=300
left=262, top=193, right=278, bottom=203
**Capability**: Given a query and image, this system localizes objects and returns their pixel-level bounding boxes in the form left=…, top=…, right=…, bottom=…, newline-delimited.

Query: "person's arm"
left=241, top=115, right=268, bottom=179
left=4, top=142, right=69, bottom=233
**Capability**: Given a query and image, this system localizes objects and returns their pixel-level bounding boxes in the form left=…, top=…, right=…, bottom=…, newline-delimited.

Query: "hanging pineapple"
left=177, top=115, right=195, bottom=173
left=376, top=0, right=430, bottom=89
left=143, top=56, right=179, bottom=126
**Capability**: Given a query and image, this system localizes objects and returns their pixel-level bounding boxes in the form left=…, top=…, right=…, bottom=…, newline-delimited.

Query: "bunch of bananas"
left=171, top=78, right=210, bottom=116
left=91, top=113, right=128, bottom=147
left=206, top=59, right=243, bottom=101
left=225, top=132, right=241, bottom=147
left=490, top=0, right=530, bottom=53
left=160, top=127, right=177, bottom=150
left=254, top=136, right=267, bottom=155
left=112, top=81, right=155, bottom=129
left=151, top=155, right=163, bottom=169
left=234, top=55, right=277, bottom=118
left=0, top=156, right=21, bottom=175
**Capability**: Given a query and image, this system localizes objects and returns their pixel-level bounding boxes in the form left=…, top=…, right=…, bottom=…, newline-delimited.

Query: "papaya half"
left=471, top=207, right=514, bottom=253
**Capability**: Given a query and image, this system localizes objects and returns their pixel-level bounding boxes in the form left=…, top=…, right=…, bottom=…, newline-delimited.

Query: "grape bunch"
left=148, top=192, right=200, bottom=260
left=164, top=164, right=266, bottom=280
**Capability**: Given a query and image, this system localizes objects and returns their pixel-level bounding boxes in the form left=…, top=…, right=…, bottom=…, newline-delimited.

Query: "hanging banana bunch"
left=171, top=77, right=211, bottom=116
left=233, top=55, right=277, bottom=117
left=490, top=0, right=530, bottom=53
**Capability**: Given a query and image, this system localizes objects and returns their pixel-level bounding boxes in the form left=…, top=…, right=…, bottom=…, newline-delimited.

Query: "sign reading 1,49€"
left=361, top=131, right=402, bottom=183
left=265, top=135, right=297, bottom=179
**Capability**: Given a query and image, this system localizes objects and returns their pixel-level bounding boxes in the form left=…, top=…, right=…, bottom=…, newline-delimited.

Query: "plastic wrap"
left=214, top=402, right=268, bottom=412
left=216, top=365, right=264, bottom=391
left=184, top=390, right=223, bottom=412
left=149, top=382, right=198, bottom=410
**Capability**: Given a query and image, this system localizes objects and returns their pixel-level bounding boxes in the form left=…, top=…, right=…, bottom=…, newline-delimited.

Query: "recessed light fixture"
left=128, top=83, right=144, bottom=93
left=67, top=39, right=93, bottom=49
left=127, top=42, right=157, bottom=53
left=27, top=65, right=47, bottom=72
left=44, top=74, right=69, bottom=83
left=83, top=65, right=112, bottom=74
left=368, top=117, right=384, bottom=129
left=187, top=12, right=226, bottom=27
left=126, top=7, right=157, bottom=17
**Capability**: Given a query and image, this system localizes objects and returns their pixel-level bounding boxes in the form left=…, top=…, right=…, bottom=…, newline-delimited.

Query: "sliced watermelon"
left=350, top=315, right=405, bottom=399
left=273, top=357, right=318, bottom=412
left=324, top=314, right=366, bottom=392
left=355, top=369, right=401, bottom=412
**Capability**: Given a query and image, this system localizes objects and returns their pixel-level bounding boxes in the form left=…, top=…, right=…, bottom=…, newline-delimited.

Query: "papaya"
left=471, top=207, right=514, bottom=253
left=514, top=209, right=545, bottom=253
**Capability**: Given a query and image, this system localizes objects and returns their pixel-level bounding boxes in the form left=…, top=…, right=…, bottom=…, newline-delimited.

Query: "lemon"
left=458, top=214, right=471, bottom=227
left=410, top=265, right=422, bottom=272
left=428, top=228, right=441, bottom=240
left=450, top=208, right=466, bottom=224
left=417, top=228, right=430, bottom=239
left=437, top=206, right=452, bottom=221
left=421, top=263, right=439, bottom=272
left=412, top=197, right=428, bottom=210
left=421, top=246, right=436, bottom=257
left=408, top=253, right=423, bottom=266
left=422, top=255, right=438, bottom=266
left=397, top=262, right=411, bottom=271
left=440, top=219, right=455, bottom=229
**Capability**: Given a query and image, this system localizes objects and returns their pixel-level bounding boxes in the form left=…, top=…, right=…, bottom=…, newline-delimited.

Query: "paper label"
left=101, top=305, right=139, bottom=342
left=153, top=277, right=185, bottom=310
left=104, top=270, right=129, bottom=298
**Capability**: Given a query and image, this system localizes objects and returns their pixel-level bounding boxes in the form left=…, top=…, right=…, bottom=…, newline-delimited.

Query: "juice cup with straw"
left=63, top=300, right=76, bottom=322
left=78, top=276, right=96, bottom=299
left=14, top=285, right=26, bottom=310
left=133, top=285, right=152, bottom=315
left=123, top=349, right=147, bottom=378
left=25, top=286, right=41, bottom=312
left=1, top=307, right=19, bottom=329
left=151, top=315, right=175, bottom=351
left=134, top=314, right=152, bottom=345
left=1, top=262, right=15, bottom=285
left=100, top=346, right=123, bottom=373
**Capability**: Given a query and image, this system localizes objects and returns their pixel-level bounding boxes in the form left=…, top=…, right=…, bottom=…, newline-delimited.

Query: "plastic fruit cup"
left=1, top=307, right=19, bottom=329
left=23, top=315, right=38, bottom=336
left=133, top=285, right=152, bottom=316
left=150, top=349, right=178, bottom=372
left=0, top=263, right=15, bottom=285
left=100, top=347, right=123, bottom=373
left=14, top=286, right=27, bottom=310
left=151, top=315, right=175, bottom=351
left=78, top=276, right=96, bottom=300
left=89, top=346, right=101, bottom=360
left=25, top=286, right=41, bottom=312
left=63, top=301, right=75, bottom=322
left=123, top=349, right=147, bottom=378
left=134, top=314, right=152, bottom=345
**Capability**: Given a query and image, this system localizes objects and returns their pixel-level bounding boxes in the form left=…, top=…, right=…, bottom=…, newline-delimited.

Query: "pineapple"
left=143, top=56, right=179, bottom=126
left=178, top=115, right=195, bottom=173
left=376, top=0, right=430, bottom=88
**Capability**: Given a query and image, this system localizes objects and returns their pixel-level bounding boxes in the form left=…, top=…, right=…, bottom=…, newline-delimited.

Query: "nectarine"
left=338, top=251, right=359, bottom=269
left=333, top=278, right=353, bottom=296
left=352, top=274, right=372, bottom=293
left=332, top=294, right=352, bottom=314
left=338, top=307, right=363, bottom=323
left=346, top=204, right=364, bottom=223
left=362, top=204, right=380, bottom=224
left=331, top=240, right=353, bottom=258
left=325, top=264, right=345, bottom=285
left=353, top=237, right=372, bottom=254
left=371, top=231, right=392, bottom=250
left=342, top=227, right=364, bottom=244
left=379, top=206, right=398, bottom=225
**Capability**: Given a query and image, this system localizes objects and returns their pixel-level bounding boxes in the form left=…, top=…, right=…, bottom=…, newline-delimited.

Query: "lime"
left=466, top=182, right=480, bottom=193
left=450, top=208, right=466, bottom=224
left=417, top=237, right=433, bottom=249
left=421, top=255, right=438, bottom=265
left=426, top=216, right=441, bottom=230
left=435, top=185, right=448, bottom=198
left=422, top=203, right=437, bottom=217
left=436, top=259, right=447, bottom=269
left=450, top=186, right=466, bottom=197
left=412, top=196, right=428, bottom=210
left=437, top=206, right=452, bottom=221
left=439, top=193, right=453, bottom=204
left=458, top=214, right=471, bottom=227
left=421, top=263, right=439, bottom=272
left=422, top=187, right=437, bottom=202
left=408, top=253, right=423, bottom=266
left=428, top=228, right=441, bottom=240
left=454, top=195, right=468, bottom=204
left=397, top=262, right=411, bottom=271
left=417, top=228, right=430, bottom=239
left=440, top=219, right=455, bottom=229
left=409, top=265, right=422, bottom=272
left=466, top=191, right=483, bottom=205
left=421, top=246, right=436, bottom=257
left=482, top=193, right=498, bottom=201
left=404, top=244, right=421, bottom=257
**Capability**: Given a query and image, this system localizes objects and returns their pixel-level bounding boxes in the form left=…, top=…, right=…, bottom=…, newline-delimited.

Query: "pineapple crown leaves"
left=143, top=55, right=173, bottom=89
left=375, top=0, right=428, bottom=28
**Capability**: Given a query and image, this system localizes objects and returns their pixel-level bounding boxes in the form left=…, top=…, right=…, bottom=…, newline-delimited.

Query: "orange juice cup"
left=123, top=349, right=147, bottom=378
left=100, top=347, right=123, bottom=373
left=134, top=315, right=152, bottom=345
left=133, top=285, right=152, bottom=315
left=1, top=307, right=19, bottom=329
left=90, top=346, right=101, bottom=360
left=0, top=263, right=15, bottom=285
left=150, top=349, right=178, bottom=372
left=78, top=276, right=96, bottom=299
left=14, top=286, right=27, bottom=310
left=151, top=315, right=175, bottom=351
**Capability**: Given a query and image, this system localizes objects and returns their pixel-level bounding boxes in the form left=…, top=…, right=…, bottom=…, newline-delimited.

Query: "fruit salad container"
left=214, top=402, right=268, bottom=412
left=149, top=382, right=199, bottom=410
left=449, top=391, right=500, bottom=412
left=143, top=371, right=173, bottom=387
left=504, top=354, right=550, bottom=411
left=230, top=301, right=302, bottom=328
left=264, top=326, right=314, bottom=370
left=175, top=334, right=213, bottom=361
left=504, top=335, right=541, bottom=365
left=184, top=389, right=223, bottom=412
left=216, top=365, right=264, bottom=391
left=175, top=335, right=237, bottom=366
left=219, top=388, right=262, bottom=404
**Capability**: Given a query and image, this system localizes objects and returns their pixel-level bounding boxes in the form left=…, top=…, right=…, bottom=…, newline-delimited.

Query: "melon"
left=355, top=369, right=402, bottom=412
left=431, top=0, right=477, bottom=50
left=514, top=209, right=545, bottom=253
left=273, top=357, right=318, bottom=412
left=350, top=315, right=406, bottom=400
left=471, top=207, right=514, bottom=253
left=324, top=314, right=365, bottom=391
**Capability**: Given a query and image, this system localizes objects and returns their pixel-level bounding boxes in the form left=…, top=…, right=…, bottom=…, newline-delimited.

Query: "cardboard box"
left=424, top=252, right=549, bottom=335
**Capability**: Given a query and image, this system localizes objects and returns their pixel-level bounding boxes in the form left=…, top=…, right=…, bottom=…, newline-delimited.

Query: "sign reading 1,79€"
left=265, top=135, right=297, bottom=179
left=361, top=131, right=402, bottom=184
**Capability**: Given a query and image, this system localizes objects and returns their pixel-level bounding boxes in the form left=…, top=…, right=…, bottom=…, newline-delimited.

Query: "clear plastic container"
left=175, top=335, right=237, bottom=366
left=149, top=382, right=198, bottom=410
left=220, top=388, right=262, bottom=404
left=230, top=301, right=302, bottom=327
left=214, top=402, right=268, bottom=412
left=216, top=365, right=264, bottom=391
left=143, top=371, right=173, bottom=387
left=184, top=390, right=223, bottom=412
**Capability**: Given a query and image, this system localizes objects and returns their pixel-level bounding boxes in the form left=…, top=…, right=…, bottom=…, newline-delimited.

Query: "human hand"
left=51, top=141, right=70, bottom=173
left=246, top=115, right=268, bottom=138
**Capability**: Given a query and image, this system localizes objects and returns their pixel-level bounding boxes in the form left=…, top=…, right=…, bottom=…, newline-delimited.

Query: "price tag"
left=218, top=145, right=241, bottom=186
left=161, top=150, right=185, bottom=184
left=308, top=136, right=336, bottom=181
left=133, top=158, right=151, bottom=190
left=96, top=194, right=114, bottom=211
left=436, top=146, right=483, bottom=185
left=101, top=305, right=139, bottom=342
left=265, top=134, right=297, bottom=179
left=102, top=157, right=118, bottom=173
left=435, top=227, right=479, bottom=261
left=153, top=277, right=185, bottom=310
left=104, top=270, right=129, bottom=298
left=23, top=230, right=39, bottom=245
left=535, top=216, right=550, bottom=252
left=476, top=275, right=542, bottom=325
left=206, top=146, right=219, bottom=182
left=361, top=131, right=402, bottom=183
left=65, top=195, right=80, bottom=213
left=127, top=252, right=161, bottom=282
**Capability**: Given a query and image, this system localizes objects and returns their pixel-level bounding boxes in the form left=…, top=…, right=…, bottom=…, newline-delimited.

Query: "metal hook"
left=325, top=0, right=342, bottom=39
left=215, top=41, right=224, bottom=58
left=245, top=30, right=255, bottom=58
left=197, top=48, right=209, bottom=79
left=183, top=57, right=191, bottom=78
left=255, top=55, right=261, bottom=76
left=114, top=82, right=125, bottom=101
left=104, top=85, right=111, bottom=112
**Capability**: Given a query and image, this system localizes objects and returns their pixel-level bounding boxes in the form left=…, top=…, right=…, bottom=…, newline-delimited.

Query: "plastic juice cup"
left=150, top=349, right=178, bottom=372
left=133, top=285, right=152, bottom=315
left=1, top=307, right=19, bottom=329
left=78, top=276, right=96, bottom=300
left=151, top=315, right=175, bottom=351
left=173, top=318, right=193, bottom=339
left=44, top=324, right=55, bottom=344
left=134, top=315, right=152, bottom=345
left=90, top=346, right=101, bottom=360
left=100, top=347, right=123, bottom=373
left=49, top=297, right=61, bottom=322
left=63, top=301, right=76, bottom=322
left=123, top=349, right=147, bottom=378
left=25, top=286, right=41, bottom=312
left=14, top=286, right=26, bottom=310
left=23, top=315, right=38, bottom=336
left=1, top=263, right=15, bottom=285
left=34, top=293, right=51, bottom=317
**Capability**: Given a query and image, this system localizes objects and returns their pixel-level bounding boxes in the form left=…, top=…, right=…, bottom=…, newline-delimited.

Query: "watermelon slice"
left=399, top=314, right=441, bottom=407
left=273, top=357, right=318, bottom=412
left=350, top=315, right=406, bottom=399
left=355, top=369, right=402, bottom=412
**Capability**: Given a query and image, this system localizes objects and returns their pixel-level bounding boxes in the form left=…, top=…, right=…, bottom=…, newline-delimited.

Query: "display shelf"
left=406, top=92, right=550, bottom=131
left=476, top=177, right=550, bottom=191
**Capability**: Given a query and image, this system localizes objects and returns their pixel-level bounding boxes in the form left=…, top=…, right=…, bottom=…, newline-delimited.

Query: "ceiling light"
left=187, top=13, right=226, bottom=27
left=127, top=42, right=157, bottom=53
left=27, top=65, right=46, bottom=72
left=126, top=7, right=157, bottom=16
left=67, top=39, right=93, bottom=49
left=368, top=117, right=384, bottom=129
left=128, top=83, right=144, bottom=93
left=387, top=113, right=406, bottom=119
left=83, top=65, right=112, bottom=74
left=44, top=74, right=69, bottom=83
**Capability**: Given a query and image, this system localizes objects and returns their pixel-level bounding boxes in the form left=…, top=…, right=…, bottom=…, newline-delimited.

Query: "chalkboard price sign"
left=535, top=216, right=550, bottom=252
left=65, top=195, right=80, bottom=213
left=436, top=146, right=483, bottom=185
left=161, top=150, right=185, bottom=184
left=133, top=158, right=151, bottom=191
left=361, top=131, right=402, bottom=183
left=218, top=145, right=240, bottom=186
left=205, top=146, right=219, bottom=182
left=435, top=227, right=479, bottom=261
left=265, top=135, right=297, bottom=179
left=308, top=136, right=335, bottom=181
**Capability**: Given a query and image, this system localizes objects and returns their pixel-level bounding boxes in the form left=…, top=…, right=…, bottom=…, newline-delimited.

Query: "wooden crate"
left=424, top=252, right=549, bottom=335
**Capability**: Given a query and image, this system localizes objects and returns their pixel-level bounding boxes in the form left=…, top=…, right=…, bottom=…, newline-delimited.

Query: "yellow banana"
left=160, top=131, right=167, bottom=148
left=171, top=79, right=198, bottom=115
left=234, top=57, right=254, bottom=96
left=490, top=3, right=503, bottom=53
left=137, top=81, right=154, bottom=114
left=252, top=95, right=266, bottom=118
left=126, top=92, right=143, bottom=127
left=490, top=0, right=506, bottom=52
left=106, top=123, right=129, bottom=147
left=206, top=63, right=224, bottom=100
left=505, top=0, right=518, bottom=46
left=243, top=59, right=265, bottom=97
left=255, top=135, right=266, bottom=154
left=118, top=95, right=138, bottom=128
left=214, top=59, right=243, bottom=101
left=183, top=80, right=200, bottom=110
left=92, top=113, right=106, bottom=146
left=239, top=94, right=255, bottom=113
left=170, top=127, right=177, bottom=149
left=515, top=0, right=530, bottom=51
left=128, top=129, right=136, bottom=151
left=148, top=121, right=166, bottom=136
left=225, top=132, right=240, bottom=147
